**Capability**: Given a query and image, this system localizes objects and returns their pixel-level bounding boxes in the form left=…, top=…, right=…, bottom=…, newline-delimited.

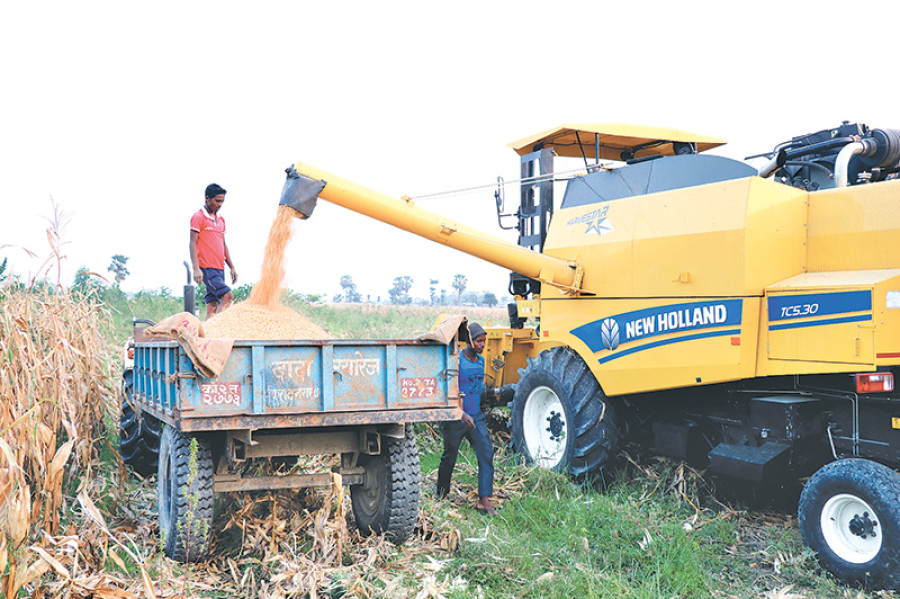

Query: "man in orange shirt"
left=190, top=183, right=238, bottom=320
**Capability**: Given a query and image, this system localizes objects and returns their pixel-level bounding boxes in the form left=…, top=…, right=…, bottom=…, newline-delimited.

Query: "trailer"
left=121, top=326, right=461, bottom=562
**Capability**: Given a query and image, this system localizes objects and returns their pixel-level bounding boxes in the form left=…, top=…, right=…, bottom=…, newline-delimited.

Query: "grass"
left=286, top=296, right=506, bottom=339
left=418, top=436, right=867, bottom=599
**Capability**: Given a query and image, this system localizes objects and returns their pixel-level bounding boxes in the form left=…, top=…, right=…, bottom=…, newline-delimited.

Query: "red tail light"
left=856, top=373, right=894, bottom=393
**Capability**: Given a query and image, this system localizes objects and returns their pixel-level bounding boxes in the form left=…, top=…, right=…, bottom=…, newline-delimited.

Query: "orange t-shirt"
left=190, top=209, right=226, bottom=269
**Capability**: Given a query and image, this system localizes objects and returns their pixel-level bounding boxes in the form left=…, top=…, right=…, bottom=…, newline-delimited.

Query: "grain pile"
left=206, top=204, right=331, bottom=339
left=204, top=301, right=329, bottom=339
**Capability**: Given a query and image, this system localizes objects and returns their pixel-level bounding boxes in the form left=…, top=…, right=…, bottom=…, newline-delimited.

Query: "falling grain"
left=248, top=205, right=296, bottom=308
left=204, top=204, right=329, bottom=339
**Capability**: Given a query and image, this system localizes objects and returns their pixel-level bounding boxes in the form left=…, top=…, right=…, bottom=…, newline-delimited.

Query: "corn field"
left=0, top=283, right=119, bottom=596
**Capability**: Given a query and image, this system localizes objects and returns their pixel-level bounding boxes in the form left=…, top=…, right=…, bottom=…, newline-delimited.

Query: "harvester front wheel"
left=351, top=425, right=421, bottom=544
left=158, top=426, right=215, bottom=562
left=511, top=347, right=619, bottom=479
left=120, top=369, right=162, bottom=477
left=799, top=459, right=900, bottom=590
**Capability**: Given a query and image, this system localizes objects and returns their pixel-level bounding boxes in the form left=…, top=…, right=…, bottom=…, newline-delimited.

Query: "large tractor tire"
left=798, top=459, right=900, bottom=590
left=510, top=347, right=620, bottom=479
left=120, top=370, right=162, bottom=477
left=158, top=426, right=215, bottom=562
left=350, top=425, right=421, bottom=544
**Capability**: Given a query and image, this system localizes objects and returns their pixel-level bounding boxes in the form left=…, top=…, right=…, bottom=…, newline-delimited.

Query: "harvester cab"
left=499, top=124, right=730, bottom=321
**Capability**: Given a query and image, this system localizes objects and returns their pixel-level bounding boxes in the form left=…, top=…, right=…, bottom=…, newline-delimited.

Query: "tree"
left=482, top=291, right=499, bottom=307
left=451, top=274, right=467, bottom=304
left=107, top=254, right=130, bottom=286
left=340, top=274, right=362, bottom=303
left=429, top=279, right=439, bottom=305
left=232, top=283, right=253, bottom=302
left=71, top=266, right=104, bottom=296
left=388, top=275, right=413, bottom=305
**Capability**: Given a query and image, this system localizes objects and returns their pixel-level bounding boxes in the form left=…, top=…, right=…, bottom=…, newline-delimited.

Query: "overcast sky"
left=2, top=1, right=899, bottom=303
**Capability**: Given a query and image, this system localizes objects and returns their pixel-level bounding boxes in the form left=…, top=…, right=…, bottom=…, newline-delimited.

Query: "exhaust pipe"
left=758, top=149, right=786, bottom=178
left=835, top=129, right=900, bottom=187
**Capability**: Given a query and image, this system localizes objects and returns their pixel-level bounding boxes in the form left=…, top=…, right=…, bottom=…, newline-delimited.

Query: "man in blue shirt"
left=435, top=322, right=497, bottom=514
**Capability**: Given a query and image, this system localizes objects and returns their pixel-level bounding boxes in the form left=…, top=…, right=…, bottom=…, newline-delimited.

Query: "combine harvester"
left=280, top=121, right=900, bottom=588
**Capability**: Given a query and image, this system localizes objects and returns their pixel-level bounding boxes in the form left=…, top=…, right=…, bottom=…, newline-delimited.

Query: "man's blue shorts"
left=201, top=268, right=231, bottom=304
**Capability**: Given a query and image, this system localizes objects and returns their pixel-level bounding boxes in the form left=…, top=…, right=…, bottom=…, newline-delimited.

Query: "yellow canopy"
left=508, top=123, right=727, bottom=160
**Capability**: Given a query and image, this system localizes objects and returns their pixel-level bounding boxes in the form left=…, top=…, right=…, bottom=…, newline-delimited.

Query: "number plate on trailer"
left=200, top=382, right=241, bottom=406
left=400, top=377, right=437, bottom=400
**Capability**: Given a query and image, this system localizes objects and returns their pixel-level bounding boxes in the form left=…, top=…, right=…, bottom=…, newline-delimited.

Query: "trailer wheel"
left=120, top=369, right=162, bottom=477
left=158, top=426, right=215, bottom=562
left=799, top=459, right=900, bottom=590
left=510, top=347, right=620, bottom=479
left=351, top=425, right=421, bottom=544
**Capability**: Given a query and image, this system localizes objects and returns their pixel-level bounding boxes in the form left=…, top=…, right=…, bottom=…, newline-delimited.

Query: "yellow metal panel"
left=808, top=180, right=900, bottom=272
left=482, top=327, right=552, bottom=387
left=743, top=178, right=809, bottom=291
left=874, top=281, right=900, bottom=367
left=508, top=123, right=727, bottom=159
left=542, top=297, right=758, bottom=396
left=759, top=271, right=900, bottom=370
left=631, top=179, right=752, bottom=296
left=545, top=176, right=808, bottom=299
left=544, top=199, right=635, bottom=297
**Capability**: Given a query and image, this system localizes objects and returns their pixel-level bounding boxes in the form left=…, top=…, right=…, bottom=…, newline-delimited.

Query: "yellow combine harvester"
left=280, top=122, right=900, bottom=589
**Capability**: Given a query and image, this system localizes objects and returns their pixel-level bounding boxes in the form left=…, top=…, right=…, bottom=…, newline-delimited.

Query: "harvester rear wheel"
left=351, top=425, right=421, bottom=544
left=510, top=347, right=619, bottom=479
left=120, top=369, right=162, bottom=477
left=799, top=459, right=900, bottom=590
left=158, top=426, right=215, bottom=562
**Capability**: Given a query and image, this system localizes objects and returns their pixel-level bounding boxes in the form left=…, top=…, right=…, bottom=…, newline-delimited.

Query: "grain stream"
left=207, top=205, right=330, bottom=339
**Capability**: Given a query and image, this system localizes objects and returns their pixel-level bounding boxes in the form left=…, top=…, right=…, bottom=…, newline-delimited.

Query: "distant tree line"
left=332, top=274, right=500, bottom=307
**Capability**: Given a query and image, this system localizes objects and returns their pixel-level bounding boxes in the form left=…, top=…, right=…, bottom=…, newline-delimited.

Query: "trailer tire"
left=799, top=459, right=900, bottom=590
left=158, top=426, right=215, bottom=562
left=510, top=347, right=619, bottom=479
left=351, top=426, right=421, bottom=544
left=120, top=369, right=162, bottom=477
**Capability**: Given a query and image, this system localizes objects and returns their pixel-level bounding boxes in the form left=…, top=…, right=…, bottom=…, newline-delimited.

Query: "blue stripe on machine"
left=767, top=290, right=871, bottom=322
left=596, top=329, right=742, bottom=364
left=769, top=314, right=872, bottom=331
left=571, top=299, right=743, bottom=353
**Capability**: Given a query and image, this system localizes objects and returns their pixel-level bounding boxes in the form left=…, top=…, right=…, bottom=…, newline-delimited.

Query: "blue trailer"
left=121, top=333, right=462, bottom=562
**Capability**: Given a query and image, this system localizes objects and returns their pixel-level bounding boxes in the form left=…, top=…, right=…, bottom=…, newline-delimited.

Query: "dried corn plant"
left=0, top=284, right=119, bottom=596
left=0, top=206, right=120, bottom=596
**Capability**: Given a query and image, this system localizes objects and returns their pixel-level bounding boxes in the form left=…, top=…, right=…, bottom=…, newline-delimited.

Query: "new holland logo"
left=600, top=318, right=620, bottom=351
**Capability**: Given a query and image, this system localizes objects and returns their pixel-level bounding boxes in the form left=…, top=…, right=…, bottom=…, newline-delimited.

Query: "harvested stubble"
left=203, top=301, right=330, bottom=340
